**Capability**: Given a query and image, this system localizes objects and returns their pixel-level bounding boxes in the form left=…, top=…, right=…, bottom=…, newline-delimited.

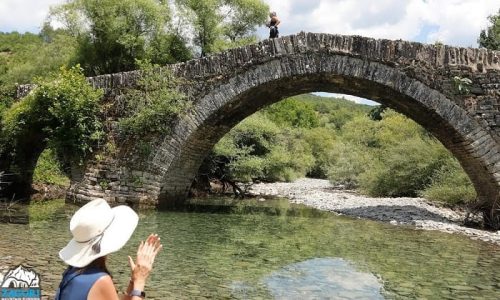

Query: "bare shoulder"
left=88, top=275, right=119, bottom=300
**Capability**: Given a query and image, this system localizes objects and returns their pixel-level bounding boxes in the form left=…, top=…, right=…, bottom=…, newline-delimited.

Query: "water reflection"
left=262, top=257, right=383, bottom=299
left=0, top=197, right=499, bottom=299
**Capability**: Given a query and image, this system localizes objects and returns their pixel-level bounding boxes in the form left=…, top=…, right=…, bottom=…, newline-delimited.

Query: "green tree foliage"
left=358, top=137, right=449, bottom=197
left=326, top=108, right=476, bottom=202
left=366, top=112, right=445, bottom=196
left=300, top=94, right=373, bottom=130
left=327, top=141, right=373, bottom=188
left=0, top=29, right=78, bottom=186
left=478, top=9, right=500, bottom=50
left=0, top=27, right=76, bottom=85
left=201, top=95, right=361, bottom=186
left=420, top=159, right=476, bottom=205
left=33, top=148, right=70, bottom=186
left=0, top=29, right=76, bottom=118
left=209, top=113, right=314, bottom=183
left=0, top=66, right=103, bottom=166
left=176, top=0, right=219, bottom=57
left=50, top=0, right=192, bottom=75
left=264, top=98, right=319, bottom=128
left=175, top=0, right=268, bottom=56
left=303, top=127, right=336, bottom=178
left=203, top=95, right=381, bottom=187
left=118, top=61, right=191, bottom=137
left=204, top=95, right=476, bottom=204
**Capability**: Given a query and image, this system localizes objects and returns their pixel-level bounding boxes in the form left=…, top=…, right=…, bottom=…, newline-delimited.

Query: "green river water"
left=0, top=198, right=499, bottom=299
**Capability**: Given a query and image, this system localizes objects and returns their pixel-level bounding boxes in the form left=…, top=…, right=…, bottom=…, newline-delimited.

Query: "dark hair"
left=77, top=256, right=112, bottom=277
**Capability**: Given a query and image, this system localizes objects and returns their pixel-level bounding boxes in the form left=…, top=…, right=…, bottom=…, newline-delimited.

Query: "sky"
left=0, top=0, right=498, bottom=105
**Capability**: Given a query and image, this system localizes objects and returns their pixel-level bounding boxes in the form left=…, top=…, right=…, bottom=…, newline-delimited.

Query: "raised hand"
left=128, top=234, right=163, bottom=289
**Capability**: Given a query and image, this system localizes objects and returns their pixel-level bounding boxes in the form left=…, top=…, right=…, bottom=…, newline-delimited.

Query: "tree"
left=219, top=0, right=269, bottom=45
left=175, top=0, right=268, bottom=56
left=50, top=0, right=191, bottom=75
left=176, top=0, right=220, bottom=57
left=0, top=28, right=76, bottom=122
left=478, top=9, right=500, bottom=50
left=264, top=98, right=319, bottom=129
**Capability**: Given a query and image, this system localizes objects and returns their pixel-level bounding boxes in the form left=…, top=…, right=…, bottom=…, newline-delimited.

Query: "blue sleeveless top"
left=54, top=266, right=109, bottom=300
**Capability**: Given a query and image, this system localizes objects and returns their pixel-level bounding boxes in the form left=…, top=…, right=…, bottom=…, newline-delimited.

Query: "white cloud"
left=1, top=0, right=497, bottom=47
left=264, top=0, right=499, bottom=47
left=313, top=92, right=379, bottom=106
left=0, top=0, right=63, bottom=33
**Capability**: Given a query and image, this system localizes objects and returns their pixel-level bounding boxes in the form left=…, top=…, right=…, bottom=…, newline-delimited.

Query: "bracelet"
left=129, top=289, right=146, bottom=298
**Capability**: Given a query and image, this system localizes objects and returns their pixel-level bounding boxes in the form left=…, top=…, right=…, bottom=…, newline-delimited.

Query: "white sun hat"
left=59, top=198, right=139, bottom=268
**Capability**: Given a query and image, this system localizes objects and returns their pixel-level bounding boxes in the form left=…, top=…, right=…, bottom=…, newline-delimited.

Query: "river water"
left=0, top=198, right=499, bottom=299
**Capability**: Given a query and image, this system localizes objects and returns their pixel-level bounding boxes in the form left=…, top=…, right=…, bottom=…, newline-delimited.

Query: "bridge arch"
left=152, top=52, right=500, bottom=214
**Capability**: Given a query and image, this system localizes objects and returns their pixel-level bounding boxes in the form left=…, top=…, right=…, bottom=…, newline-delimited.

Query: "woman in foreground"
left=55, top=198, right=162, bottom=300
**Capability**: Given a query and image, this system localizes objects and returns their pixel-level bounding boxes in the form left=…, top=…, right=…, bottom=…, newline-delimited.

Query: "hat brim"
left=59, top=205, right=138, bottom=268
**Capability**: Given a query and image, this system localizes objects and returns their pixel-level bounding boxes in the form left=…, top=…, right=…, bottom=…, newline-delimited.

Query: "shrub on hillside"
left=303, top=127, right=336, bottom=178
left=263, top=129, right=315, bottom=181
left=421, top=160, right=476, bottom=204
left=327, top=142, right=373, bottom=188
left=358, top=138, right=449, bottom=197
left=210, top=113, right=314, bottom=183
left=264, top=98, right=319, bottom=128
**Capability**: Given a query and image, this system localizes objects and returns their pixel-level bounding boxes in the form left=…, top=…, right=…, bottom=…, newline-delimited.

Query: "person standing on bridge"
left=267, top=11, right=281, bottom=38
left=55, top=198, right=162, bottom=300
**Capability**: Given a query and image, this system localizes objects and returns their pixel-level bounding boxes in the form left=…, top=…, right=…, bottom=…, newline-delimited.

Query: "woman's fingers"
left=135, top=234, right=162, bottom=265
left=153, top=237, right=161, bottom=248
left=153, top=244, right=163, bottom=259
left=145, top=235, right=160, bottom=253
left=137, top=240, right=144, bottom=255
left=146, top=233, right=157, bottom=245
left=128, top=255, right=135, bottom=271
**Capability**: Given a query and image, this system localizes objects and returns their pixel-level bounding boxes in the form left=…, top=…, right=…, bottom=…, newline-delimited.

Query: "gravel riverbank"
left=247, top=178, right=500, bottom=245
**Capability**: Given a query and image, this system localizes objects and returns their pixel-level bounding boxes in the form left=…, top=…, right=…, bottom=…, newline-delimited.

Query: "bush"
left=212, top=114, right=279, bottom=182
left=264, top=98, right=319, bottom=128
left=1, top=66, right=104, bottom=164
left=327, top=109, right=462, bottom=198
left=263, top=130, right=315, bottom=181
left=421, top=160, right=476, bottom=205
left=201, top=93, right=477, bottom=206
left=358, top=138, right=449, bottom=197
left=33, top=148, right=70, bottom=186
left=327, top=142, right=373, bottom=188
left=118, top=61, right=190, bottom=137
left=211, top=113, right=314, bottom=183
left=303, top=127, right=336, bottom=178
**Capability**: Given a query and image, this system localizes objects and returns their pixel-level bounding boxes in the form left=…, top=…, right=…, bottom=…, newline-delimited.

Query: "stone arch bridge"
left=14, top=33, right=500, bottom=225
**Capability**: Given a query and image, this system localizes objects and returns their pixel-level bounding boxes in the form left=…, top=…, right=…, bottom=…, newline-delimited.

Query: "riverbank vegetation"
left=198, top=94, right=476, bottom=205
